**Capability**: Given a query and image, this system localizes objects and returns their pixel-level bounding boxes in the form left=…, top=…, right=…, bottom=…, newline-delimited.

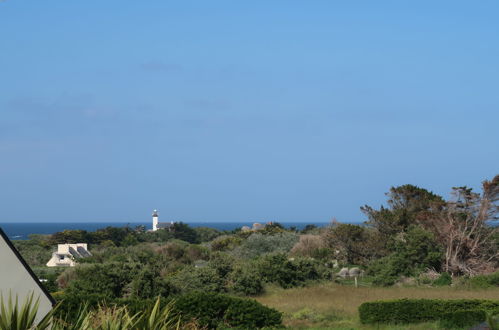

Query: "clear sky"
left=1, top=1, right=498, bottom=223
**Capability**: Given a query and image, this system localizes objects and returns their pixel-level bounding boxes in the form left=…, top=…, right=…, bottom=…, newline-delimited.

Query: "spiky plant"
left=0, top=292, right=53, bottom=330
left=132, top=298, right=181, bottom=330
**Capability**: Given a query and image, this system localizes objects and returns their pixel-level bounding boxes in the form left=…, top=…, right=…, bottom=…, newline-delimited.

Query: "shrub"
left=290, top=235, right=327, bottom=258
left=439, top=309, right=486, bottom=329
left=323, top=223, right=382, bottom=266
left=174, top=292, right=282, bottom=329
left=169, top=266, right=225, bottom=294
left=358, top=299, right=499, bottom=324
left=257, top=254, right=327, bottom=288
left=367, top=226, right=443, bottom=286
left=433, top=272, right=452, bottom=286
left=194, top=226, right=222, bottom=243
left=469, top=272, right=499, bottom=288
left=229, top=266, right=264, bottom=296
left=65, top=262, right=142, bottom=298
left=233, top=232, right=299, bottom=259
left=208, top=252, right=235, bottom=278
left=211, top=235, right=243, bottom=251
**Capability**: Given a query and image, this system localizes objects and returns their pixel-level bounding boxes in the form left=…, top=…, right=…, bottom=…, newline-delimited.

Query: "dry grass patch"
left=255, top=283, right=499, bottom=328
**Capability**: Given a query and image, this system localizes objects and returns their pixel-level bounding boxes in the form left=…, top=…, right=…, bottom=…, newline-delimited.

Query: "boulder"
left=337, top=267, right=349, bottom=277
left=241, top=226, right=251, bottom=232
left=348, top=267, right=361, bottom=277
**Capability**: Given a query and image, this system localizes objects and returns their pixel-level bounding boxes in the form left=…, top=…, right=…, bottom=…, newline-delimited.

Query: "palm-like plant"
left=1, top=293, right=192, bottom=330
left=0, top=292, right=53, bottom=330
left=132, top=298, right=181, bottom=330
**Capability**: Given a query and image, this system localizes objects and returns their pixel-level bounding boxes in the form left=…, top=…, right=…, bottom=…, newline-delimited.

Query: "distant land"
left=0, top=221, right=353, bottom=240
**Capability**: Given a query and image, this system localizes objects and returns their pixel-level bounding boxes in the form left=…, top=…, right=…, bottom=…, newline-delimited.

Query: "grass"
left=254, top=283, right=499, bottom=329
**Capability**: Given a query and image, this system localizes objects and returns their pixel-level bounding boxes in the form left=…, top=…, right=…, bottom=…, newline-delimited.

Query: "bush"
left=174, top=292, right=282, bottom=329
left=290, top=235, right=327, bottom=258
left=65, top=262, right=142, bottom=298
left=257, top=254, right=327, bottom=288
left=358, top=299, right=499, bottom=324
left=169, top=266, right=225, bottom=294
left=211, top=235, right=243, bottom=251
left=433, top=272, right=452, bottom=286
left=439, top=309, right=486, bottom=328
left=367, top=226, right=443, bottom=286
left=469, top=272, right=499, bottom=288
left=233, top=232, right=299, bottom=259
left=229, top=266, right=264, bottom=296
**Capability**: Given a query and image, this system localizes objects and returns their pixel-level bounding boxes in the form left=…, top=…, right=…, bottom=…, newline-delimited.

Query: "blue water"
left=0, top=222, right=332, bottom=240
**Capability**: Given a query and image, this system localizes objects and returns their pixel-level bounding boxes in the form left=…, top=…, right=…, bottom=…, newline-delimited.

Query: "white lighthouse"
left=152, top=209, right=159, bottom=231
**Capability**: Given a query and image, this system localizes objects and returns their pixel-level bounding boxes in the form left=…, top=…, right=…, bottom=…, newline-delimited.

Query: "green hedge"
left=358, top=299, right=499, bottom=324
left=174, top=292, right=282, bottom=329
left=439, top=310, right=486, bottom=329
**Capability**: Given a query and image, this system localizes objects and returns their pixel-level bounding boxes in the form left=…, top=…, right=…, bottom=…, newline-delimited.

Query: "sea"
left=0, top=222, right=333, bottom=240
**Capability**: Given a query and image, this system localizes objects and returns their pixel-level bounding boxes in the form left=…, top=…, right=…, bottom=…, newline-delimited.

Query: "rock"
left=252, top=223, right=265, bottom=230
left=337, top=267, right=349, bottom=277
left=241, top=226, right=251, bottom=232
left=348, top=267, right=361, bottom=277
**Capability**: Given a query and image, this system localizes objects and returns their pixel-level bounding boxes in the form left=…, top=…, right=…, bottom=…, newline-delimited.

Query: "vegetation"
left=358, top=298, right=499, bottom=324
left=255, top=283, right=499, bottom=328
left=6, top=175, right=498, bottom=328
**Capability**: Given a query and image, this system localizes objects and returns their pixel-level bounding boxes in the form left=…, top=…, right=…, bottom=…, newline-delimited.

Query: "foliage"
left=233, top=232, right=299, bottom=259
left=228, top=265, right=264, bottom=296
left=439, top=309, right=486, bottom=329
left=210, top=235, right=243, bottom=252
left=193, top=226, right=222, bottom=243
left=0, top=292, right=53, bottom=330
left=33, top=267, right=65, bottom=293
left=487, top=312, right=499, bottom=330
left=300, top=224, right=319, bottom=234
left=6, top=295, right=187, bottom=330
left=168, top=266, right=225, bottom=294
left=290, top=235, right=328, bottom=258
left=416, top=176, right=499, bottom=275
left=130, top=267, right=177, bottom=298
left=65, top=262, right=141, bottom=298
left=323, top=224, right=382, bottom=265
left=433, top=272, right=452, bottom=286
left=174, top=292, right=282, bottom=329
left=12, top=237, right=53, bottom=267
left=468, top=271, right=499, bottom=288
left=367, top=226, right=442, bottom=286
left=361, top=184, right=444, bottom=242
left=208, top=252, right=235, bottom=278
left=257, top=254, right=326, bottom=288
left=171, top=222, right=199, bottom=244
left=358, top=298, right=499, bottom=324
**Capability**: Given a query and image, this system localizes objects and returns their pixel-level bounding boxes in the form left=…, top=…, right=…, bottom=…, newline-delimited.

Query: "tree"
left=361, top=185, right=444, bottom=245
left=417, top=176, right=499, bottom=275
left=171, top=222, right=199, bottom=244
left=323, top=223, right=383, bottom=265
left=367, top=226, right=442, bottom=286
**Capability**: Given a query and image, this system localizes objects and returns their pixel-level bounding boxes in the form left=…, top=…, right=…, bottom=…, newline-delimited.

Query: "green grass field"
left=254, top=283, right=499, bottom=329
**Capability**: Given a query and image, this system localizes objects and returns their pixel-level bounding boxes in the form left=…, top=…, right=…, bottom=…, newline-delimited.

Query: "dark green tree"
left=172, top=222, right=200, bottom=244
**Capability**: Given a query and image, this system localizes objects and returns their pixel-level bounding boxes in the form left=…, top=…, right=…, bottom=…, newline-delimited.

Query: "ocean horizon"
left=0, top=221, right=345, bottom=240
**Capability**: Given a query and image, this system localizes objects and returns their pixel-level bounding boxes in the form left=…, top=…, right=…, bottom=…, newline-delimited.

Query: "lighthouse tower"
left=152, top=209, right=159, bottom=231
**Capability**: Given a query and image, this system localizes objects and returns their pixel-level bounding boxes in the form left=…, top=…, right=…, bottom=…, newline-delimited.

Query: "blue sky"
left=1, top=1, right=498, bottom=223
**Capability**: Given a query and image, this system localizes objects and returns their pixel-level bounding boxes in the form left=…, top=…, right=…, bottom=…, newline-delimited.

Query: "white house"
left=152, top=209, right=174, bottom=231
left=46, top=243, right=91, bottom=267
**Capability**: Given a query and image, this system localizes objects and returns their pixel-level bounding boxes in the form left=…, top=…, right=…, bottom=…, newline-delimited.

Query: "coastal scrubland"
left=6, top=175, right=498, bottom=329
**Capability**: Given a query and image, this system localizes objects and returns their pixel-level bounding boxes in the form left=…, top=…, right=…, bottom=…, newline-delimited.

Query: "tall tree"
left=417, top=175, right=499, bottom=275
left=361, top=184, right=444, bottom=241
